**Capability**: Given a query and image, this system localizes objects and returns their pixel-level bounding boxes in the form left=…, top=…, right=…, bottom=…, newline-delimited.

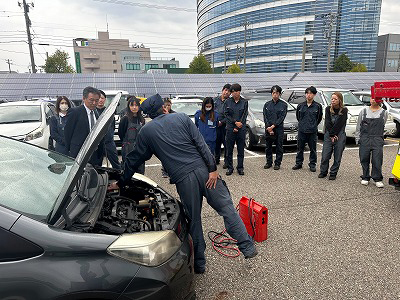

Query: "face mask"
left=205, top=107, right=212, bottom=111
left=60, top=104, right=69, bottom=111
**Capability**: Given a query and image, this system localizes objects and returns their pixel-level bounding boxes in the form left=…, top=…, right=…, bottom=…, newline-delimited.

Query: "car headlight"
left=107, top=230, right=182, bottom=267
left=254, top=119, right=265, bottom=129
left=348, top=115, right=358, bottom=124
left=25, top=128, right=44, bottom=141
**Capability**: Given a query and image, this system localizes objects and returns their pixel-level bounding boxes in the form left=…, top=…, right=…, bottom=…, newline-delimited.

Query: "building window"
left=113, top=60, right=117, bottom=64
left=387, top=59, right=398, bottom=68
left=389, top=43, right=400, bottom=51
left=126, top=63, right=140, bottom=70
left=112, top=51, right=116, bottom=55
left=163, top=64, right=176, bottom=69
left=145, top=64, right=159, bottom=70
left=114, top=69, right=118, bottom=73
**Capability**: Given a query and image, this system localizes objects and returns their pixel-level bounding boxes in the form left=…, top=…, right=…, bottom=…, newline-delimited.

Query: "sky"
left=0, top=0, right=399, bottom=73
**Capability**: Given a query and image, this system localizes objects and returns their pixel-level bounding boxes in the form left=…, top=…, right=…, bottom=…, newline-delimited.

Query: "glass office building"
left=197, top=0, right=382, bottom=73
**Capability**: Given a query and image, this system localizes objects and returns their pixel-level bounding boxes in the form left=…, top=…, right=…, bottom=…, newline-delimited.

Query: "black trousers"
left=295, top=131, right=318, bottom=168
left=215, top=124, right=226, bottom=163
left=265, top=129, right=284, bottom=166
left=225, top=128, right=245, bottom=171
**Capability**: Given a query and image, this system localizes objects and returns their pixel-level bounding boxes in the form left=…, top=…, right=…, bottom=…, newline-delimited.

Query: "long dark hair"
left=126, top=96, right=145, bottom=124
left=55, top=96, right=71, bottom=114
left=200, top=97, right=215, bottom=122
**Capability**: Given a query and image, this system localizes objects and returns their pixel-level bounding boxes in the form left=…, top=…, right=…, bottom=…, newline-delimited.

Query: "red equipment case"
left=239, top=196, right=268, bottom=242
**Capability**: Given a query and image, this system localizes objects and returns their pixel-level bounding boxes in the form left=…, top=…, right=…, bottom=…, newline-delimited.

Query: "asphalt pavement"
left=117, top=137, right=400, bottom=300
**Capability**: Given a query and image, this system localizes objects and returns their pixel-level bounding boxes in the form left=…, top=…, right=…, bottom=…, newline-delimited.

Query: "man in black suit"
left=64, top=86, right=104, bottom=166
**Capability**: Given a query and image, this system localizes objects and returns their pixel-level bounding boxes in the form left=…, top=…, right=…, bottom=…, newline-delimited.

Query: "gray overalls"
left=320, top=113, right=346, bottom=177
left=359, top=109, right=385, bottom=182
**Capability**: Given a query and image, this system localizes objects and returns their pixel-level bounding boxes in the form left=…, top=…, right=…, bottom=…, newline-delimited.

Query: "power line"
left=91, top=0, right=196, bottom=12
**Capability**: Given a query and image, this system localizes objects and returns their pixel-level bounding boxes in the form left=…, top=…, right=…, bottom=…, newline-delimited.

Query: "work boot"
left=273, top=165, right=280, bottom=170
left=245, top=248, right=258, bottom=259
left=328, top=175, right=336, bottom=180
left=264, top=163, right=272, bottom=169
left=238, top=169, right=244, bottom=176
left=292, top=164, right=302, bottom=170
left=309, top=166, right=316, bottom=172
left=318, top=173, right=327, bottom=178
left=226, top=169, right=233, bottom=176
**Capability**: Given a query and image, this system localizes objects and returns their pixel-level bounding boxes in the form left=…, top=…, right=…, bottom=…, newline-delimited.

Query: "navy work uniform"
left=223, top=96, right=248, bottom=173
left=97, top=106, right=121, bottom=170
left=118, top=112, right=256, bottom=272
left=214, top=95, right=228, bottom=164
left=319, top=106, right=348, bottom=178
left=49, top=113, right=69, bottom=155
left=295, top=100, right=323, bottom=169
left=356, top=107, right=388, bottom=182
left=194, top=110, right=219, bottom=155
left=263, top=98, right=288, bottom=167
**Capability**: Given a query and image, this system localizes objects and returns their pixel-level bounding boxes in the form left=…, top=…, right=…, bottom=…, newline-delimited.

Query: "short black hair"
left=98, top=90, right=106, bottom=98
left=222, top=84, right=232, bottom=91
left=305, top=86, right=317, bottom=95
left=230, top=83, right=241, bottom=92
left=83, top=86, right=101, bottom=99
left=270, top=85, right=282, bottom=94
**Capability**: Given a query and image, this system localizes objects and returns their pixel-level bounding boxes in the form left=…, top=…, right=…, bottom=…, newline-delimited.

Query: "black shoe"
left=194, top=266, right=205, bottom=274
left=222, top=163, right=228, bottom=169
left=273, top=165, right=280, bottom=170
left=292, top=165, right=302, bottom=170
left=264, top=163, right=272, bottom=169
left=329, top=175, right=336, bottom=180
left=226, top=169, right=233, bottom=176
left=216, top=160, right=220, bottom=165
left=318, top=173, right=327, bottom=178
left=309, top=166, right=316, bottom=172
left=245, top=248, right=258, bottom=259
left=238, top=170, right=244, bottom=176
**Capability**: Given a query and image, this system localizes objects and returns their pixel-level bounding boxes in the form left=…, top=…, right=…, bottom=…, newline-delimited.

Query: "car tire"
left=395, top=121, right=400, bottom=138
left=245, top=127, right=255, bottom=150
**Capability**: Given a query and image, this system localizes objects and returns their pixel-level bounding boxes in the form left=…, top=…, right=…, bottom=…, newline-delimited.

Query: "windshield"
left=0, top=137, right=74, bottom=221
left=323, top=91, right=363, bottom=106
left=0, top=105, right=42, bottom=124
left=105, top=95, right=128, bottom=115
left=248, top=97, right=296, bottom=112
left=172, top=102, right=202, bottom=116
left=387, top=101, right=400, bottom=108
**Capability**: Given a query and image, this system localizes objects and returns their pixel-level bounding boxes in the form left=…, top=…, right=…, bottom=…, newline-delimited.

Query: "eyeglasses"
left=86, top=98, right=99, bottom=103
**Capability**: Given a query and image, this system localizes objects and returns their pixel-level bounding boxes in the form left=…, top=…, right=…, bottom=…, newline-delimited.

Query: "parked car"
left=171, top=98, right=203, bottom=122
left=171, top=95, right=205, bottom=101
left=353, top=90, right=400, bottom=137
left=242, top=93, right=298, bottom=150
left=0, top=93, right=195, bottom=300
left=281, top=87, right=397, bottom=138
left=0, top=100, right=56, bottom=149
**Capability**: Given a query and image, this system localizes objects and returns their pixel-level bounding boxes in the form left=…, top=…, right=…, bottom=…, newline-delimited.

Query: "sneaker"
left=318, top=173, right=327, bottom=178
left=328, top=175, right=336, bottom=180
left=309, top=166, right=316, bottom=172
left=361, top=180, right=369, bottom=186
left=245, top=248, right=258, bottom=259
left=226, top=169, right=233, bottom=176
left=292, top=165, right=302, bottom=170
left=273, top=165, right=280, bottom=170
left=264, top=163, right=272, bottom=169
left=238, top=170, right=245, bottom=176
left=375, top=181, right=384, bottom=188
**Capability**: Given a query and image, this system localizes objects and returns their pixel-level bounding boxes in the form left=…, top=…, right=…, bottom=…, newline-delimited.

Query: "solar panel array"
left=1, top=72, right=400, bottom=101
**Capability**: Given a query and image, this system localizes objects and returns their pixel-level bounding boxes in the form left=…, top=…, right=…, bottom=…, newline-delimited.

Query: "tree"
left=42, top=49, right=74, bottom=73
left=187, top=54, right=212, bottom=74
left=333, top=53, right=354, bottom=72
left=226, top=64, right=244, bottom=73
left=350, top=63, right=368, bottom=72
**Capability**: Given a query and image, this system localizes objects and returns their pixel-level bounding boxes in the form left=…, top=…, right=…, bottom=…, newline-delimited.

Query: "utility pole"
left=19, top=0, right=36, bottom=73
left=224, top=39, right=227, bottom=73
left=5, top=59, right=13, bottom=73
left=241, top=19, right=250, bottom=73
left=301, top=37, right=307, bottom=72
left=324, top=13, right=336, bottom=73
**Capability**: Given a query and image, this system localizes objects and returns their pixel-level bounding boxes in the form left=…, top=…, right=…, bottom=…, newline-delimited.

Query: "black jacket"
left=324, top=106, right=348, bottom=136
left=223, top=96, right=248, bottom=131
left=263, top=99, right=288, bottom=130
left=296, top=101, right=323, bottom=133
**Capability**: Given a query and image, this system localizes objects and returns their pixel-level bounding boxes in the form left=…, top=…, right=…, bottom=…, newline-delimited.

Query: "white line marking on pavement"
left=244, top=148, right=263, bottom=157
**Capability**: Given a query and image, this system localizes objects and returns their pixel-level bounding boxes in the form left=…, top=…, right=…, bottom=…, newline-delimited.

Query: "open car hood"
left=47, top=93, right=121, bottom=224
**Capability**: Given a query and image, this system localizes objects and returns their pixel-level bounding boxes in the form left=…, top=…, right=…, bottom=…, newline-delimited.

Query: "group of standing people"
left=262, top=85, right=388, bottom=187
